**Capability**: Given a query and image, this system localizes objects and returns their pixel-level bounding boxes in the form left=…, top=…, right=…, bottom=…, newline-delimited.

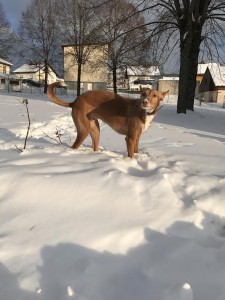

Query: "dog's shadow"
left=2, top=222, right=225, bottom=300
left=0, top=263, right=39, bottom=300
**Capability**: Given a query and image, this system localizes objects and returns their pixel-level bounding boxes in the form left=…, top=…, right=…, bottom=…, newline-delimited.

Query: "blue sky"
left=1, top=0, right=31, bottom=29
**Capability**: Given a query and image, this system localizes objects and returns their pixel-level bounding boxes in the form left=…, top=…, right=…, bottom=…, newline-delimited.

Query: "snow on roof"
left=197, top=62, right=219, bottom=75
left=127, top=66, right=160, bottom=76
left=0, top=57, right=13, bottom=66
left=207, top=64, right=225, bottom=86
left=13, top=63, right=58, bottom=76
left=13, top=64, right=40, bottom=74
left=160, top=76, right=179, bottom=81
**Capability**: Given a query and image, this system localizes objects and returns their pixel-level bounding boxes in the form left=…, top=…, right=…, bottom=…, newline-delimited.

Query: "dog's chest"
left=142, top=113, right=155, bottom=133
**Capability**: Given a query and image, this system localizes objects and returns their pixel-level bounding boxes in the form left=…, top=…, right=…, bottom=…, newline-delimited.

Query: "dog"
left=47, top=82, right=168, bottom=158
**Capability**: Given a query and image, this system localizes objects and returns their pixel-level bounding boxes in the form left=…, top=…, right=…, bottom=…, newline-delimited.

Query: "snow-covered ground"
left=0, top=91, right=225, bottom=300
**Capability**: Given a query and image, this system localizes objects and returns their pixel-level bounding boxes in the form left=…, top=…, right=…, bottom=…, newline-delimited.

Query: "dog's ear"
left=140, top=85, right=143, bottom=92
left=160, top=90, right=169, bottom=100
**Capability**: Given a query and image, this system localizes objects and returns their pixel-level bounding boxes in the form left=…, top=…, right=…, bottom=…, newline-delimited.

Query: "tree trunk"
left=177, top=48, right=190, bottom=114
left=177, top=48, right=200, bottom=113
left=44, top=59, right=48, bottom=94
left=177, top=26, right=202, bottom=113
left=112, top=65, right=117, bottom=94
left=186, top=37, right=201, bottom=111
left=77, top=62, right=82, bottom=96
left=186, top=56, right=198, bottom=111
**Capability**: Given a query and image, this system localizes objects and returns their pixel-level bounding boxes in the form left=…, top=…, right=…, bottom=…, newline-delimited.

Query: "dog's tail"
left=47, top=81, right=73, bottom=108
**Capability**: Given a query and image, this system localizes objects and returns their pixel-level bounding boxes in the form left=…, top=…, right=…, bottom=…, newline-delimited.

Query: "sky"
left=1, top=0, right=31, bottom=29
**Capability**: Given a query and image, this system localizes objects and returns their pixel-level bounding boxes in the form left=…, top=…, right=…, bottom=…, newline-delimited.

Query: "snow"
left=0, top=57, right=13, bottom=66
left=13, top=64, right=40, bottom=74
left=160, top=76, right=179, bottom=81
left=127, top=66, right=161, bottom=76
left=0, top=91, right=225, bottom=300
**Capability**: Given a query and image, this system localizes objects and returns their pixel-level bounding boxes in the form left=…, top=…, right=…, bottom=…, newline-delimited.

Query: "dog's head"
left=140, top=87, right=169, bottom=113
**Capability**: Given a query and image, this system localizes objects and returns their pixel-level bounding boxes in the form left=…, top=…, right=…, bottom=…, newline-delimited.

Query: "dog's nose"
left=143, top=99, right=148, bottom=105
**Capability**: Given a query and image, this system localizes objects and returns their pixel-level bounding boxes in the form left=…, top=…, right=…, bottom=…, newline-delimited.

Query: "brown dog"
left=47, top=82, right=168, bottom=158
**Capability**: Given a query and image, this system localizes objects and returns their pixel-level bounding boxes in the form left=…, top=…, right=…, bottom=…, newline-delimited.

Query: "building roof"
left=127, top=66, right=160, bottom=76
left=0, top=57, right=13, bottom=66
left=197, top=62, right=219, bottom=75
left=207, top=64, right=225, bottom=87
left=13, top=63, right=58, bottom=76
left=13, top=64, right=40, bottom=74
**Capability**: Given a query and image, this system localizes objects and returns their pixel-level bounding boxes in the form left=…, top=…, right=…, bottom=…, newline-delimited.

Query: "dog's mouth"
left=141, top=102, right=156, bottom=114
left=141, top=103, right=151, bottom=110
left=141, top=102, right=148, bottom=108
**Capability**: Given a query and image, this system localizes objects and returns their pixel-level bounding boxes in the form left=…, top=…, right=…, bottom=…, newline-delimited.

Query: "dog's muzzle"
left=141, top=98, right=149, bottom=108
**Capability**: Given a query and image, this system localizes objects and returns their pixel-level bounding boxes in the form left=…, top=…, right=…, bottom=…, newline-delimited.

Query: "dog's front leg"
left=134, top=135, right=140, bottom=153
left=125, top=136, right=135, bottom=158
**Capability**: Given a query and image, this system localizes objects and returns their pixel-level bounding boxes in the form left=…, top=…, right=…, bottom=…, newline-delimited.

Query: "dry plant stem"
left=42, top=129, right=62, bottom=145
left=22, top=99, right=31, bottom=150
left=15, top=99, right=31, bottom=152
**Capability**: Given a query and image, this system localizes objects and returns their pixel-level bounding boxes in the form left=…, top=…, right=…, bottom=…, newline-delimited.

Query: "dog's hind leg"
left=71, top=109, right=91, bottom=149
left=90, top=120, right=100, bottom=151
left=71, top=119, right=90, bottom=149
left=71, top=129, right=89, bottom=149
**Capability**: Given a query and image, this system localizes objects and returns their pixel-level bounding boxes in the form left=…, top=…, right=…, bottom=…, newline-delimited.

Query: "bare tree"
left=159, top=0, right=225, bottom=113
left=57, top=0, right=102, bottom=96
left=0, top=2, right=15, bottom=59
left=18, top=0, right=60, bottom=93
left=98, top=0, right=150, bottom=93
left=110, top=0, right=225, bottom=113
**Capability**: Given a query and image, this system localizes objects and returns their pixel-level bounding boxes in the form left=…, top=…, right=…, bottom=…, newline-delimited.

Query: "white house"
left=13, top=63, right=57, bottom=84
left=199, top=63, right=225, bottom=104
left=107, top=65, right=161, bottom=90
left=127, top=66, right=160, bottom=90
left=0, top=57, right=21, bottom=92
left=0, top=57, right=13, bottom=74
left=152, top=76, right=179, bottom=95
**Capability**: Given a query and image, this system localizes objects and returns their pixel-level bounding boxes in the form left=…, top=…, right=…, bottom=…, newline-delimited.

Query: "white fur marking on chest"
left=142, top=113, right=155, bottom=133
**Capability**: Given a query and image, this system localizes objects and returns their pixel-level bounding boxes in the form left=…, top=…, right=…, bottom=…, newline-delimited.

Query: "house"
left=195, top=62, right=219, bottom=95
left=0, top=57, right=21, bottom=92
left=127, top=66, right=160, bottom=91
left=13, top=63, right=57, bottom=84
left=107, top=65, right=161, bottom=90
left=153, top=76, right=179, bottom=95
left=63, top=44, right=108, bottom=90
left=0, top=74, right=21, bottom=92
left=199, top=63, right=225, bottom=104
left=153, top=63, right=223, bottom=98
left=0, top=57, right=12, bottom=74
